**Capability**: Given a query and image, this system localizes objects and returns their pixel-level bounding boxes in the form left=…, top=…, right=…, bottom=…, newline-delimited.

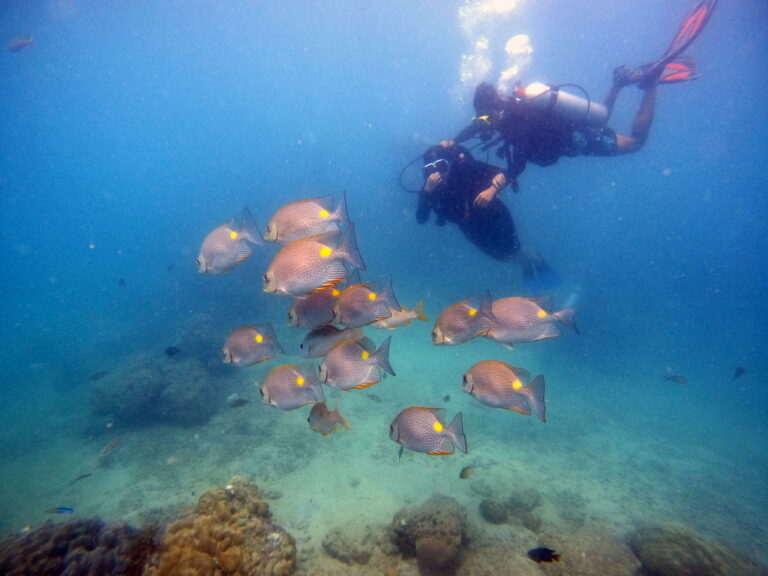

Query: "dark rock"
left=392, top=495, right=466, bottom=575
left=90, top=354, right=218, bottom=427
left=479, top=499, right=508, bottom=524
left=629, top=524, right=767, bottom=576
left=322, top=528, right=371, bottom=565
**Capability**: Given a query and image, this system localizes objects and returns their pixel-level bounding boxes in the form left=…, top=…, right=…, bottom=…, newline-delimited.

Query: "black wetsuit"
left=455, top=103, right=617, bottom=185
left=417, top=156, right=520, bottom=261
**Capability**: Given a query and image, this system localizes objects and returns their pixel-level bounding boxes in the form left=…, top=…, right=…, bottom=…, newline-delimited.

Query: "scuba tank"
left=515, top=82, right=608, bottom=128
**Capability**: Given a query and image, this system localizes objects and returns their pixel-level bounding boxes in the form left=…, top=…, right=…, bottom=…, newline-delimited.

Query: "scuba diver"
left=444, top=0, right=717, bottom=192
left=417, top=143, right=558, bottom=292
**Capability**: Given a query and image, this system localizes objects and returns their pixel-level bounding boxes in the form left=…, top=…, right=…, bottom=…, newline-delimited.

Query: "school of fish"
left=196, top=193, right=577, bottom=449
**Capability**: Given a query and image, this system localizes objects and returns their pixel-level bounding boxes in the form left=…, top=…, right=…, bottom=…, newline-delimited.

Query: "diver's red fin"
left=640, top=0, right=716, bottom=88
left=663, top=0, right=717, bottom=61
left=657, top=57, right=699, bottom=84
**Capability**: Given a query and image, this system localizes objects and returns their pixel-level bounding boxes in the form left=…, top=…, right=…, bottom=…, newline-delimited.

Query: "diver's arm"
left=417, top=173, right=443, bottom=224
left=416, top=193, right=431, bottom=224
left=453, top=122, right=482, bottom=145
left=501, top=143, right=527, bottom=193
left=473, top=164, right=507, bottom=207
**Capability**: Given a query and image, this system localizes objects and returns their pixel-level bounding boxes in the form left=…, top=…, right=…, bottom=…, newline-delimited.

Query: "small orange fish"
left=9, top=36, right=33, bottom=52
left=308, top=400, right=351, bottom=436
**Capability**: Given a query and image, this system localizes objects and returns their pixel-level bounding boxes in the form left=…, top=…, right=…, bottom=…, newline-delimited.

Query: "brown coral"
left=144, top=476, right=296, bottom=576
left=0, top=517, right=156, bottom=576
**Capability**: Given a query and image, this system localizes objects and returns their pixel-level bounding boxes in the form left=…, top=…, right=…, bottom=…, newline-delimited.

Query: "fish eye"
left=462, top=374, right=467, bottom=384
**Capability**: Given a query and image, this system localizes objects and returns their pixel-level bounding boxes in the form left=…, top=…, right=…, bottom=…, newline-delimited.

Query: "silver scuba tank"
left=516, top=82, right=608, bottom=127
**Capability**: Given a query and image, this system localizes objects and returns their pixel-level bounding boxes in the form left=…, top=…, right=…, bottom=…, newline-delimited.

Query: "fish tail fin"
left=414, top=300, right=429, bottom=322
left=334, top=399, right=352, bottom=430
left=526, top=375, right=547, bottom=423
left=334, top=190, right=351, bottom=227
left=374, top=336, right=396, bottom=376
left=239, top=206, right=264, bottom=246
left=447, top=412, right=468, bottom=453
left=478, top=290, right=497, bottom=335
left=380, top=275, right=401, bottom=311
left=553, top=307, right=579, bottom=334
left=337, top=223, right=366, bottom=271
left=262, top=323, right=284, bottom=354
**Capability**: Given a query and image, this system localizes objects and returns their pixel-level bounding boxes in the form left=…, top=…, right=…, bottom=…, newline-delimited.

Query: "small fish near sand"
left=98, top=435, right=125, bottom=461
left=45, top=507, right=74, bottom=515
left=67, top=473, right=93, bottom=486
left=527, top=547, right=560, bottom=563
left=165, top=346, right=181, bottom=358
left=459, top=463, right=475, bottom=479
left=226, top=393, right=249, bottom=408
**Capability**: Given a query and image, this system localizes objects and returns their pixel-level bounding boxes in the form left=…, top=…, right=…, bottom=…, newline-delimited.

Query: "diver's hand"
left=474, top=187, right=497, bottom=207
left=439, top=140, right=455, bottom=148
left=424, top=172, right=443, bottom=193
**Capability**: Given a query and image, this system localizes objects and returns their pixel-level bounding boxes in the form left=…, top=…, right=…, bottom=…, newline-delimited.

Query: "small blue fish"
left=46, top=507, right=74, bottom=514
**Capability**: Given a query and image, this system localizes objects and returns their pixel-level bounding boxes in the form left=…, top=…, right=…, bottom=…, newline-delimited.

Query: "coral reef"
left=90, top=354, right=218, bottom=426
left=0, top=517, right=156, bottom=576
left=629, top=524, right=768, bottom=576
left=392, top=494, right=466, bottom=576
left=144, top=476, right=296, bottom=576
left=0, top=478, right=295, bottom=576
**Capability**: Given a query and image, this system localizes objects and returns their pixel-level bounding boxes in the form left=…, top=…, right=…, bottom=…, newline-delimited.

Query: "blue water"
left=1, top=0, right=766, bottom=571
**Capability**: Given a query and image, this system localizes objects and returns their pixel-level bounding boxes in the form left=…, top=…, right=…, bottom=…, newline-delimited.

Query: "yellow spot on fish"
left=296, top=377, right=305, bottom=387
left=319, top=246, right=332, bottom=258
left=512, top=379, right=523, bottom=390
left=368, top=292, right=377, bottom=301
left=332, top=288, right=341, bottom=297
left=361, top=350, right=370, bottom=361
left=433, top=421, right=444, bottom=433
left=468, top=308, right=477, bottom=317
left=229, top=231, right=238, bottom=240
left=254, top=334, right=263, bottom=344
left=319, top=209, right=330, bottom=218
left=537, top=309, right=547, bottom=318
